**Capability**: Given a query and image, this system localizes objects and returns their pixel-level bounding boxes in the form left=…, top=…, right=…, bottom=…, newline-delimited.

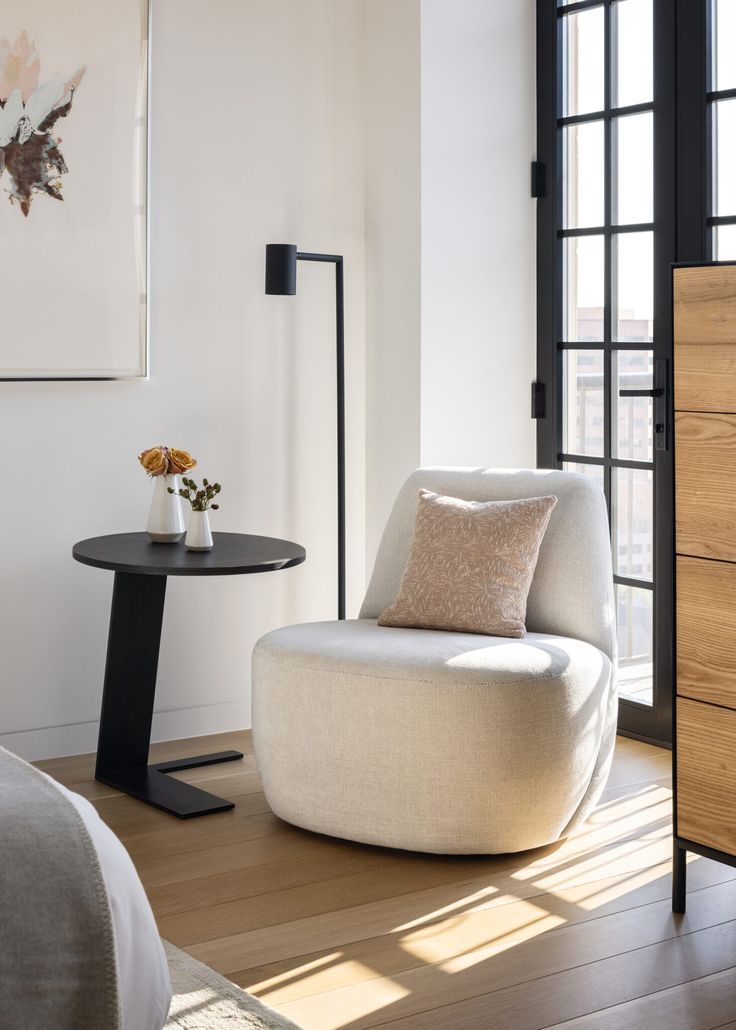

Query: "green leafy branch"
left=168, top=477, right=222, bottom=512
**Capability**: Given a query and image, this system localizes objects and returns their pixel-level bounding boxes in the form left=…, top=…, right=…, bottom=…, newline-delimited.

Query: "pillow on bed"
left=378, top=489, right=557, bottom=638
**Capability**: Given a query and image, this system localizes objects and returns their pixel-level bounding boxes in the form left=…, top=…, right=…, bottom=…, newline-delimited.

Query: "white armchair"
left=252, top=467, right=617, bottom=854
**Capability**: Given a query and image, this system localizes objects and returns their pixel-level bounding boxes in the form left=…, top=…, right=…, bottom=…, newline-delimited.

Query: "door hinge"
left=531, top=380, right=546, bottom=419
left=531, top=161, right=546, bottom=199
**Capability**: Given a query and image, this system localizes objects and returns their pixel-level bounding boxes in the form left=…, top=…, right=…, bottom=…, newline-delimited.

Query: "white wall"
left=363, top=0, right=537, bottom=568
left=364, top=0, right=422, bottom=571
left=420, top=0, right=537, bottom=468
left=1, top=0, right=367, bottom=761
left=3, top=0, right=538, bottom=761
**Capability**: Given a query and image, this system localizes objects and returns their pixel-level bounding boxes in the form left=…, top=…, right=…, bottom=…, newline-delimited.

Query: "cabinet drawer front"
left=675, top=264, right=736, bottom=412
left=677, top=697, right=736, bottom=854
left=676, top=411, right=736, bottom=561
left=677, top=556, right=736, bottom=708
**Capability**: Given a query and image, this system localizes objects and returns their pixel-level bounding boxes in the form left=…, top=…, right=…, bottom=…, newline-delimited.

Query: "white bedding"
left=47, top=775, right=172, bottom=1030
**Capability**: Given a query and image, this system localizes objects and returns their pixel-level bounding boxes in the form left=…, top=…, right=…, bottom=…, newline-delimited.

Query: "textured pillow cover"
left=378, top=490, right=558, bottom=638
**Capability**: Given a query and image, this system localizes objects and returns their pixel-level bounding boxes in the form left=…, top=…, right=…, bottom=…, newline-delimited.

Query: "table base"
left=96, top=749, right=244, bottom=819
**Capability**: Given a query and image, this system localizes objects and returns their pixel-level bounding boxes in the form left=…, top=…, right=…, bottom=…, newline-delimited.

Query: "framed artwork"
left=0, top=0, right=149, bottom=379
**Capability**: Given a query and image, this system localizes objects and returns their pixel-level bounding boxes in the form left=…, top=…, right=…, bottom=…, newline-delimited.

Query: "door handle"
left=618, top=361, right=669, bottom=451
left=618, top=388, right=664, bottom=397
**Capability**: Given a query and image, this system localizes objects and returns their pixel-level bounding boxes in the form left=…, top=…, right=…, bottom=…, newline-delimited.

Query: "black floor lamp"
left=265, top=243, right=346, bottom=620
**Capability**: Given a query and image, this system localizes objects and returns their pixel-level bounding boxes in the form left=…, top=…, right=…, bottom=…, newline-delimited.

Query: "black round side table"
left=73, top=532, right=306, bottom=819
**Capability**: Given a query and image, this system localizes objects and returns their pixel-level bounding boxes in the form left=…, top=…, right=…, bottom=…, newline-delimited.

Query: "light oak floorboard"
left=273, top=884, right=736, bottom=1029
left=544, top=967, right=736, bottom=1029
left=366, top=921, right=736, bottom=1030
left=239, top=860, right=736, bottom=1007
left=38, top=732, right=736, bottom=1029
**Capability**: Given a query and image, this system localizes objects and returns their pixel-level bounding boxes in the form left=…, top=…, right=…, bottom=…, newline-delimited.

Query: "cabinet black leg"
left=95, top=571, right=243, bottom=818
left=673, top=839, right=687, bottom=913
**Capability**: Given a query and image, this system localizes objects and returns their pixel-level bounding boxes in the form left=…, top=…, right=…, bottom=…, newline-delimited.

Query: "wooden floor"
left=37, top=733, right=736, bottom=1030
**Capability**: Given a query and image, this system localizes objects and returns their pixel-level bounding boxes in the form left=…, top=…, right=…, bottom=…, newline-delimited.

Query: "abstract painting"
left=0, top=33, right=85, bottom=217
left=0, top=0, right=148, bottom=378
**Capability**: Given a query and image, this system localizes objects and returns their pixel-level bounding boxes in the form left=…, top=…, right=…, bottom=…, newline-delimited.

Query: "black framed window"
left=710, top=0, right=736, bottom=258
left=536, top=0, right=687, bottom=745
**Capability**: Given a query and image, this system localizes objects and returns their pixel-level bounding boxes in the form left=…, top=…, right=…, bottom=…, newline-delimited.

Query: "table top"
left=72, top=532, right=306, bottom=577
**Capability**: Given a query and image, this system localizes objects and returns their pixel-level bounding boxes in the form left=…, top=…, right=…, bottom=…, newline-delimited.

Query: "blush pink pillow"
left=378, top=490, right=557, bottom=638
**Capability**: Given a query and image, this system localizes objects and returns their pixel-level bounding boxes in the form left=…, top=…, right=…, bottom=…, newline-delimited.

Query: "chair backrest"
left=360, top=467, right=616, bottom=661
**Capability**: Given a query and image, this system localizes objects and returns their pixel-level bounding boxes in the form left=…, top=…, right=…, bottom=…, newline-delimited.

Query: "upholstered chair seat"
left=252, top=468, right=617, bottom=855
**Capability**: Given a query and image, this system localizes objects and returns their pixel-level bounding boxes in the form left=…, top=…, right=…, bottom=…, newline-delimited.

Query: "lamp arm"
left=296, top=251, right=343, bottom=264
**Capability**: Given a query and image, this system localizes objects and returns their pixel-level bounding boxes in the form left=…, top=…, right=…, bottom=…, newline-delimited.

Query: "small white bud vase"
left=146, top=474, right=185, bottom=543
left=185, top=510, right=214, bottom=551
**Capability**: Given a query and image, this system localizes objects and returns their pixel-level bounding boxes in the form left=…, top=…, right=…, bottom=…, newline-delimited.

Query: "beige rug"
left=164, top=941, right=301, bottom=1029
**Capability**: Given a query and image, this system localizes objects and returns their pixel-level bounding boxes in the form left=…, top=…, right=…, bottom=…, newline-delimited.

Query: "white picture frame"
left=0, top=0, right=149, bottom=379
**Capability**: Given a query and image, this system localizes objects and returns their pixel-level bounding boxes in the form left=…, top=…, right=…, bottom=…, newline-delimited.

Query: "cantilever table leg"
left=94, top=571, right=243, bottom=818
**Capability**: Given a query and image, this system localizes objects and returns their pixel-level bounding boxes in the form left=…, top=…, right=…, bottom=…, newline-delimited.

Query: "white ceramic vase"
left=146, top=475, right=185, bottom=543
left=186, top=510, right=214, bottom=551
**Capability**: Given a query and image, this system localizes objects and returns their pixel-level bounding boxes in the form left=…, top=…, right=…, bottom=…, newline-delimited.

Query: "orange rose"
left=139, top=446, right=169, bottom=476
left=168, top=448, right=197, bottom=474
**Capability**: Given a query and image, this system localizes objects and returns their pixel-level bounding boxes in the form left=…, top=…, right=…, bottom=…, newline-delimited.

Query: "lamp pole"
left=265, top=245, right=346, bottom=620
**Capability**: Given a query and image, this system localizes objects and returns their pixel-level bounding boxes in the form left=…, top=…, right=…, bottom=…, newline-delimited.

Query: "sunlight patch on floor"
left=279, top=977, right=413, bottom=1030
left=250, top=953, right=342, bottom=995
left=583, top=784, right=672, bottom=828
left=571, top=852, right=701, bottom=912
left=436, top=910, right=566, bottom=974
left=263, top=958, right=411, bottom=1011
left=509, top=798, right=670, bottom=888
left=526, top=832, right=672, bottom=894
left=392, top=884, right=501, bottom=933
left=399, top=902, right=561, bottom=967
left=570, top=863, right=670, bottom=912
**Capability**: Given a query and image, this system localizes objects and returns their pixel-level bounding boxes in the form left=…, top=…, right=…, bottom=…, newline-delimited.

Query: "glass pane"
left=614, top=112, right=653, bottom=225
left=713, top=0, right=736, bottom=91
left=614, top=349, right=653, bottom=461
left=715, top=224, right=736, bottom=259
left=614, top=232, right=653, bottom=342
left=614, top=467, right=654, bottom=581
left=614, top=0, right=653, bottom=107
left=714, top=99, right=736, bottom=216
left=564, top=236, right=605, bottom=341
left=562, top=7, right=605, bottom=116
left=563, top=462, right=605, bottom=492
left=617, top=584, right=653, bottom=705
left=563, top=350, right=604, bottom=457
left=564, top=121, right=605, bottom=228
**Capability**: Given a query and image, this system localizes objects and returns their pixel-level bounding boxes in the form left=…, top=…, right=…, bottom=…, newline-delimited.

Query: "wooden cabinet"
left=677, top=556, right=736, bottom=707
left=676, top=412, right=736, bottom=561
left=674, top=264, right=736, bottom=913
left=674, top=264, right=736, bottom=412
left=677, top=697, right=736, bottom=856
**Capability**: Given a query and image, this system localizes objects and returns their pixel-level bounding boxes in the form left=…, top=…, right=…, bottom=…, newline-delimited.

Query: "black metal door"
left=536, top=0, right=687, bottom=745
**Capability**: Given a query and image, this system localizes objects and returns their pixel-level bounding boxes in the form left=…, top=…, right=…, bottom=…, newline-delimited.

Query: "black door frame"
left=535, top=0, right=711, bottom=746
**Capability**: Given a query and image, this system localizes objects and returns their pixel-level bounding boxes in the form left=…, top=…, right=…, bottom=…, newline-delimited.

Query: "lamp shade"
left=265, top=243, right=298, bottom=295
